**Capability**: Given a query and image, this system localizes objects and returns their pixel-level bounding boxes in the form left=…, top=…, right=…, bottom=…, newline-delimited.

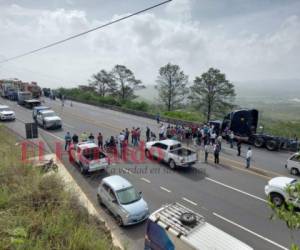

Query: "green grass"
left=162, top=110, right=205, bottom=123
left=0, top=126, right=118, bottom=250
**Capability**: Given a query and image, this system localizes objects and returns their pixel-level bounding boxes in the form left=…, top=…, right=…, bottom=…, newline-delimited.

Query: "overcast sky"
left=0, top=0, right=299, bottom=88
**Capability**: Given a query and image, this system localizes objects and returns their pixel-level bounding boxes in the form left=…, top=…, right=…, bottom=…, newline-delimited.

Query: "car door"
left=100, top=183, right=111, bottom=208
left=151, top=143, right=164, bottom=159
left=36, top=114, right=43, bottom=125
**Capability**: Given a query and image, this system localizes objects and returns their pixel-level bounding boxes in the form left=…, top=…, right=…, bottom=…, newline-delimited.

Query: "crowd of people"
left=64, top=121, right=253, bottom=168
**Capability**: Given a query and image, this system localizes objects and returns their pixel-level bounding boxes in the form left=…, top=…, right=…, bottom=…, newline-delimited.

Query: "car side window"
left=102, top=183, right=110, bottom=192
left=152, top=143, right=161, bottom=148
left=161, top=144, right=168, bottom=150
left=108, top=188, right=117, bottom=200
left=291, top=155, right=300, bottom=162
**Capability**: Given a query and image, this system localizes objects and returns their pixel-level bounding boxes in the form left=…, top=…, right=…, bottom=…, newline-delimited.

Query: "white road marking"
left=140, top=177, right=151, bottom=183
left=122, top=168, right=132, bottom=174
left=63, top=123, right=75, bottom=129
left=213, top=212, right=288, bottom=250
left=182, top=197, right=198, bottom=206
left=205, top=177, right=267, bottom=203
left=160, top=186, right=171, bottom=193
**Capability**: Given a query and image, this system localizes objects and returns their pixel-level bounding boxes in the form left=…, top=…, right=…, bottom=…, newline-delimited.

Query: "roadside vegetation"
left=0, top=126, right=118, bottom=250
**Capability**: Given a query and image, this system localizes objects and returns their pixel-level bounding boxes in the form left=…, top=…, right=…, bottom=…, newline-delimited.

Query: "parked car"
left=145, top=139, right=197, bottom=169
left=0, top=105, right=15, bottom=121
left=285, top=153, right=300, bottom=175
left=32, top=106, right=50, bottom=120
left=36, top=110, right=62, bottom=129
left=97, top=175, right=149, bottom=226
left=265, top=176, right=299, bottom=207
left=69, top=142, right=109, bottom=174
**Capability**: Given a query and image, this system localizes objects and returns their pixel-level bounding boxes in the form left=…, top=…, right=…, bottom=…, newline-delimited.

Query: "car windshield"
left=0, top=108, right=10, bottom=112
left=43, top=112, right=56, bottom=117
left=116, top=186, right=141, bottom=205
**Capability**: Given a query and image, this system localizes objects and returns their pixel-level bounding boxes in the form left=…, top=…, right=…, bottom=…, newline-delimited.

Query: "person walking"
left=146, top=127, right=150, bottom=142
left=72, top=133, right=79, bottom=144
left=97, top=132, right=103, bottom=150
left=204, top=143, right=210, bottom=163
left=246, top=147, right=252, bottom=168
left=229, top=131, right=234, bottom=148
left=213, top=143, right=220, bottom=164
left=237, top=140, right=242, bottom=156
left=217, top=134, right=222, bottom=150
left=64, top=132, right=72, bottom=151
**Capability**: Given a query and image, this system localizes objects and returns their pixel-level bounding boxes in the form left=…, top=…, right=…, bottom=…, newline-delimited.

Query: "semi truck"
left=211, top=109, right=299, bottom=151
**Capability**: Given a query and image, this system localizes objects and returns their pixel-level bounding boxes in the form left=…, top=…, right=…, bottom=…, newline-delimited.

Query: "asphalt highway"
left=1, top=97, right=299, bottom=250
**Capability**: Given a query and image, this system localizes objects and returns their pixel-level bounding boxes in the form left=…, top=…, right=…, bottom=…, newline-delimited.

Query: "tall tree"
left=156, top=63, right=189, bottom=111
left=90, top=70, right=117, bottom=97
left=190, top=68, right=235, bottom=122
left=111, top=65, right=144, bottom=101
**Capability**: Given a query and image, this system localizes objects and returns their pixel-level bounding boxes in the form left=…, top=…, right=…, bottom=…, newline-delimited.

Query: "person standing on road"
left=229, top=131, right=234, bottom=148
left=146, top=127, right=150, bottom=142
left=156, top=113, right=160, bottom=124
left=131, top=127, right=135, bottom=145
left=246, top=147, right=252, bottom=168
left=237, top=140, right=242, bottom=156
left=217, top=134, right=222, bottom=150
left=97, top=132, right=103, bottom=150
left=72, top=133, right=79, bottom=145
left=125, top=128, right=129, bottom=144
left=118, top=132, right=125, bottom=158
left=159, top=124, right=165, bottom=140
left=213, top=143, right=220, bottom=164
left=88, top=133, right=95, bottom=142
left=64, top=132, right=72, bottom=151
left=204, top=143, right=210, bottom=163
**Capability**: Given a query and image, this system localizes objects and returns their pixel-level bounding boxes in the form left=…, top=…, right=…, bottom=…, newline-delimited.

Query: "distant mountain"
left=137, top=79, right=300, bottom=104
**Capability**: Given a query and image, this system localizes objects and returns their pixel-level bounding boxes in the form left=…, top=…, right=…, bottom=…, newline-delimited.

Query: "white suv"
left=0, top=105, right=15, bottom=121
left=285, top=153, right=300, bottom=175
left=265, top=177, right=299, bottom=207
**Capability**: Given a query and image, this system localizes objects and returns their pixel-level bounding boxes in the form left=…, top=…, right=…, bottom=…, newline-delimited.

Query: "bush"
left=122, top=100, right=149, bottom=112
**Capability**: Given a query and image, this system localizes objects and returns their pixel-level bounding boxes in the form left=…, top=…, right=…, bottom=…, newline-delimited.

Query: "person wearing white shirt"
left=246, top=147, right=252, bottom=168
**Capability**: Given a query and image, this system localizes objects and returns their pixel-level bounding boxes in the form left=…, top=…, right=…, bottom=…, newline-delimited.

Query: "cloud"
left=0, top=0, right=299, bottom=88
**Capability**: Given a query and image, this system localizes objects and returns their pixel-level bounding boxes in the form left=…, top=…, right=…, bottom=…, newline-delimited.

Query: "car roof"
left=0, top=105, right=9, bottom=109
left=158, top=139, right=181, bottom=146
left=102, top=175, right=132, bottom=191
left=39, top=109, right=55, bottom=114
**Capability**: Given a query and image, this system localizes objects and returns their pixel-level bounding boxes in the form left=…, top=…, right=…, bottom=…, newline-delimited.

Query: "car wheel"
left=266, top=140, right=278, bottom=151
left=254, top=137, right=264, bottom=148
left=290, top=168, right=299, bottom=176
left=116, top=215, right=124, bottom=227
left=270, top=193, right=284, bottom=207
left=145, top=150, right=151, bottom=158
left=97, top=194, right=103, bottom=206
left=80, top=163, right=87, bottom=175
left=169, top=159, right=176, bottom=169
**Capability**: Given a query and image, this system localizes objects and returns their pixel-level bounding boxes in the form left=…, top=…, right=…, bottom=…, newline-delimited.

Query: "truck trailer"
left=211, top=109, right=299, bottom=151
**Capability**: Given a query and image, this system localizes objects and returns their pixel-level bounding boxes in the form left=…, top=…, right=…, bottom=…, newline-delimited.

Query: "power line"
left=0, top=0, right=172, bottom=64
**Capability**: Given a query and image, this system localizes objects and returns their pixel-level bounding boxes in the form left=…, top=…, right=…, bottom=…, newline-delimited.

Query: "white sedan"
left=0, top=105, right=15, bottom=121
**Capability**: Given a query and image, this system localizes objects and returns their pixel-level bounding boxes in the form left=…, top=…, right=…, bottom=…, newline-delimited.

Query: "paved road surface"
left=1, top=97, right=299, bottom=250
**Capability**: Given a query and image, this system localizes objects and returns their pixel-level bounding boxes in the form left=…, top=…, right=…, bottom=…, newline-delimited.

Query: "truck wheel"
left=270, top=193, right=284, bottom=207
left=266, top=140, right=278, bottom=151
left=290, top=168, right=299, bottom=176
left=169, top=159, right=176, bottom=169
left=254, top=137, right=264, bottom=148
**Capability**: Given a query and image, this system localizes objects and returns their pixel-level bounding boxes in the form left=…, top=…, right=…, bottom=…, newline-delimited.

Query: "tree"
left=190, top=68, right=235, bottom=122
left=111, top=65, right=144, bottom=101
left=89, top=70, right=117, bottom=97
left=156, top=63, right=189, bottom=111
left=269, top=183, right=300, bottom=250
